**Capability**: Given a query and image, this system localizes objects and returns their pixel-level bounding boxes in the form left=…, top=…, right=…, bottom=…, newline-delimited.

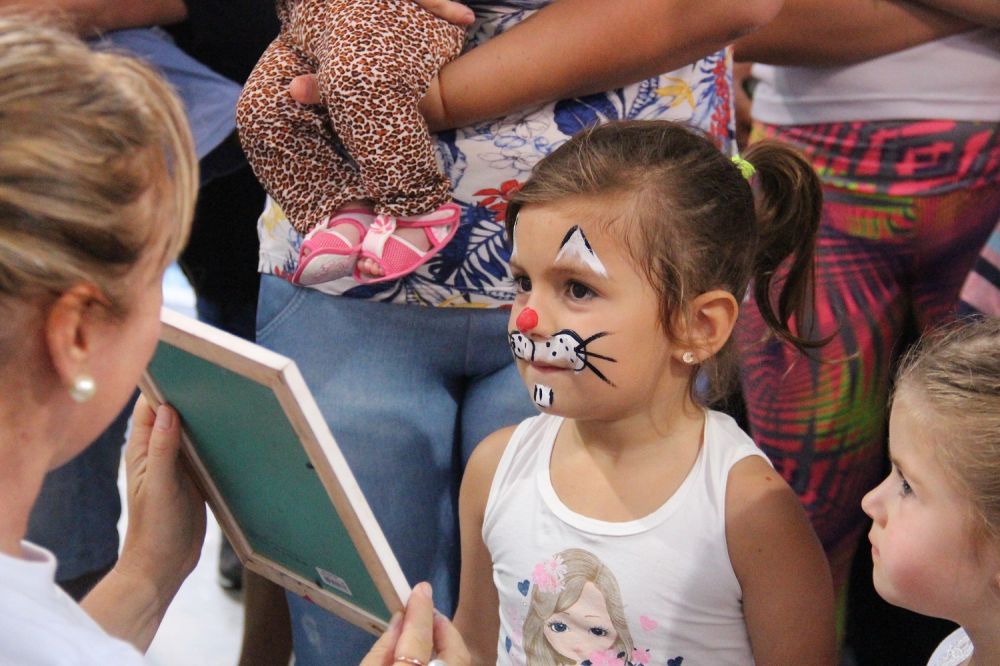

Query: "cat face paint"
left=509, top=213, right=520, bottom=262
left=555, top=225, right=607, bottom=278
left=533, top=384, right=554, bottom=408
left=509, top=328, right=617, bottom=386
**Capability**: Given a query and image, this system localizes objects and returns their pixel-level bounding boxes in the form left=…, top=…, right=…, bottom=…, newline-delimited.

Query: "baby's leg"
left=317, top=1, right=465, bottom=278
left=317, top=1, right=465, bottom=218
left=236, top=35, right=365, bottom=236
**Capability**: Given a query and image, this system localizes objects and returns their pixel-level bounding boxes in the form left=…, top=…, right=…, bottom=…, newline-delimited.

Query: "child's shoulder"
left=467, top=413, right=553, bottom=480
left=462, top=414, right=556, bottom=512
left=468, top=424, right=520, bottom=477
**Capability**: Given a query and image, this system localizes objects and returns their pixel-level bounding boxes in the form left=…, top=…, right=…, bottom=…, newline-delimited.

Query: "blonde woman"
left=0, top=13, right=201, bottom=662
left=0, top=15, right=469, bottom=665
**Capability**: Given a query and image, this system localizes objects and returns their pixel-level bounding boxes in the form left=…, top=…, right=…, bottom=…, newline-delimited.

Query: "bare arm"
left=910, top=0, right=1000, bottom=25
left=81, top=399, right=205, bottom=651
left=0, top=0, right=188, bottom=34
left=422, top=0, right=784, bottom=131
left=453, top=426, right=515, bottom=664
left=726, top=457, right=838, bottom=666
left=734, top=0, right=971, bottom=65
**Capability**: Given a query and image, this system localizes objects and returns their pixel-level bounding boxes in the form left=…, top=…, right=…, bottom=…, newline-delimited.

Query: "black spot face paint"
left=508, top=328, right=617, bottom=386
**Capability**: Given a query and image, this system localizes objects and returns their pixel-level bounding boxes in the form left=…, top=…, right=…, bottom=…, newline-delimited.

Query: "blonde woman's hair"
left=0, top=14, right=197, bottom=319
left=895, top=317, right=1000, bottom=543
left=522, top=548, right=634, bottom=665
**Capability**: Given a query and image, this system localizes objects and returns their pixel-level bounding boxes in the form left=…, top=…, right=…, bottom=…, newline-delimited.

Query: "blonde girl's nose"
left=861, top=480, right=885, bottom=522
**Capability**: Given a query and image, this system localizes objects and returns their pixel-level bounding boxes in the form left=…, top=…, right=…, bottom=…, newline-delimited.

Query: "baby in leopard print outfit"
left=237, top=0, right=466, bottom=285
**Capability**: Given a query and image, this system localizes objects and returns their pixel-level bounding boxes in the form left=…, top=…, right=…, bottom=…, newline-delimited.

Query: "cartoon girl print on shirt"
left=521, top=548, right=650, bottom=666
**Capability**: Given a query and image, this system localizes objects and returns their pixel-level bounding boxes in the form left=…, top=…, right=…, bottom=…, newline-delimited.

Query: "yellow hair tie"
left=731, top=154, right=756, bottom=180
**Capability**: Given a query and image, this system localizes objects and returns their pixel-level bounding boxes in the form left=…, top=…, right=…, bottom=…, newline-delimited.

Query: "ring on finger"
left=428, top=660, right=448, bottom=666
left=395, top=657, right=426, bottom=666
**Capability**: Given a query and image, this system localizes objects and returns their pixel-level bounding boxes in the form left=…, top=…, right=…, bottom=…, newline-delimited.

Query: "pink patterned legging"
left=738, top=119, right=1000, bottom=591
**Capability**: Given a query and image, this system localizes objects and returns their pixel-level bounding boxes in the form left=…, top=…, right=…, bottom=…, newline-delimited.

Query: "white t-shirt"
left=928, top=627, right=973, bottom=666
left=0, top=542, right=144, bottom=665
left=484, top=410, right=768, bottom=665
left=752, top=29, right=1000, bottom=124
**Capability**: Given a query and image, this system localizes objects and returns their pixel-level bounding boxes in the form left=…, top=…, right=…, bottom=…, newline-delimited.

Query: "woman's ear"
left=673, top=289, right=739, bottom=364
left=44, top=283, right=105, bottom=390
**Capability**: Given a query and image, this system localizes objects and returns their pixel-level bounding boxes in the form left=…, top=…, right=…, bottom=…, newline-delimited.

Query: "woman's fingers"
left=392, top=582, right=436, bottom=665
left=433, top=611, right=472, bottom=666
left=288, top=74, right=321, bottom=105
left=358, top=612, right=404, bottom=666
left=412, top=0, right=475, bottom=25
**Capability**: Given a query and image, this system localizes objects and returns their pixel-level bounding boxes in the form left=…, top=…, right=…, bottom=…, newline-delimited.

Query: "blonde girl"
left=453, top=120, right=838, bottom=665
left=862, top=318, right=1000, bottom=666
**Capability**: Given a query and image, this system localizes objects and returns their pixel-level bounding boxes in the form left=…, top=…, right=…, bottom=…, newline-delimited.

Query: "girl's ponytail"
left=743, top=140, right=825, bottom=350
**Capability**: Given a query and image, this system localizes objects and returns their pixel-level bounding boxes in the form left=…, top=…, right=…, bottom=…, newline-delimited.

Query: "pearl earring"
left=69, top=375, right=97, bottom=403
left=682, top=351, right=696, bottom=365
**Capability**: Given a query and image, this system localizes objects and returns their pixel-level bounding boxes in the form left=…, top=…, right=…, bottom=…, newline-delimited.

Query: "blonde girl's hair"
left=895, top=317, right=1000, bottom=543
left=522, top=548, right=634, bottom=665
left=506, top=120, right=823, bottom=404
left=0, top=14, right=197, bottom=315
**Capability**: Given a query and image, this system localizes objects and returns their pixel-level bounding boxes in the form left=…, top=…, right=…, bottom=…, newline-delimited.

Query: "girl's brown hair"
left=895, top=317, right=1000, bottom=543
left=506, top=120, right=822, bottom=402
left=0, top=14, right=197, bottom=319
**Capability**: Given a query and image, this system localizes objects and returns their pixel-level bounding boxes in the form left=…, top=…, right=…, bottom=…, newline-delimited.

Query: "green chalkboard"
left=141, top=308, right=408, bottom=634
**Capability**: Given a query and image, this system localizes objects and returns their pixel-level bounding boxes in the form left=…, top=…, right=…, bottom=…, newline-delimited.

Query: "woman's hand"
left=81, top=396, right=207, bottom=650
left=116, top=396, right=206, bottom=597
left=361, top=582, right=471, bottom=666
left=411, top=0, right=475, bottom=26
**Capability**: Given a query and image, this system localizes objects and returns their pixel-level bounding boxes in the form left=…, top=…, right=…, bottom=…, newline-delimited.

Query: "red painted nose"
left=516, top=307, right=538, bottom=333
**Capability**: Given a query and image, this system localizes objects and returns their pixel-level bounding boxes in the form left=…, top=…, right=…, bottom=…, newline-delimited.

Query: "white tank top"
left=483, top=411, right=768, bottom=665
left=752, top=29, right=1000, bottom=124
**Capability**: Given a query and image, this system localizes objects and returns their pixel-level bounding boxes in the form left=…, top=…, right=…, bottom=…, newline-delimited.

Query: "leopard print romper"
left=236, top=0, right=466, bottom=234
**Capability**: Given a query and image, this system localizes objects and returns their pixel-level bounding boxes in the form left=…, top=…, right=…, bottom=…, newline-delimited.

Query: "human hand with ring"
left=360, top=582, right=471, bottom=666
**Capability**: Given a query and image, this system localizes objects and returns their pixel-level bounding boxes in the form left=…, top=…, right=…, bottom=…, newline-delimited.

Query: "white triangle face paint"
left=533, top=384, right=554, bottom=408
left=555, top=225, right=607, bottom=278
left=509, top=213, right=519, bottom=261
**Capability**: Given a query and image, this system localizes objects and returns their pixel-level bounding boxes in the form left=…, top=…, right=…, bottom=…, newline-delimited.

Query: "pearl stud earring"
left=682, top=351, right=696, bottom=365
left=69, top=375, right=97, bottom=403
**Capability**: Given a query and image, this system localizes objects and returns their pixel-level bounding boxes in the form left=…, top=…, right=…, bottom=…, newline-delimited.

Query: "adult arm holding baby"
left=289, top=0, right=786, bottom=130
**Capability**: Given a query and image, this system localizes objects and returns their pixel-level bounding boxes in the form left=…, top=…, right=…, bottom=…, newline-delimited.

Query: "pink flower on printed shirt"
left=630, top=648, right=651, bottom=665
left=587, top=649, right=624, bottom=666
left=369, top=214, right=396, bottom=236
left=531, top=555, right=567, bottom=593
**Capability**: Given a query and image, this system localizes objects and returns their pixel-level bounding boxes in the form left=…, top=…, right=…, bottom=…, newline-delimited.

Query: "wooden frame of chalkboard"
left=139, top=307, right=410, bottom=635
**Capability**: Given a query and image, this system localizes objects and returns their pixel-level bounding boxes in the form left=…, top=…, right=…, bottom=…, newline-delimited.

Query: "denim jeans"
left=256, top=275, right=535, bottom=664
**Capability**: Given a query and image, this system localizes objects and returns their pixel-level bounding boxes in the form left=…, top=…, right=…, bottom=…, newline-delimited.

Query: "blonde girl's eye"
left=895, top=466, right=913, bottom=497
left=548, top=621, right=568, bottom=633
left=567, top=280, right=595, bottom=300
left=589, top=626, right=610, bottom=637
left=514, top=274, right=532, bottom=294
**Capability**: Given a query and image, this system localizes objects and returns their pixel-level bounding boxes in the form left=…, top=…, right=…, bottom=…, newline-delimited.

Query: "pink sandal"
left=353, top=203, right=461, bottom=284
left=291, top=209, right=374, bottom=286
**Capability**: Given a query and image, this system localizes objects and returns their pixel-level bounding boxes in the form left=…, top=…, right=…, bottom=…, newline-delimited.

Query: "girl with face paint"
left=453, top=120, right=838, bottom=665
